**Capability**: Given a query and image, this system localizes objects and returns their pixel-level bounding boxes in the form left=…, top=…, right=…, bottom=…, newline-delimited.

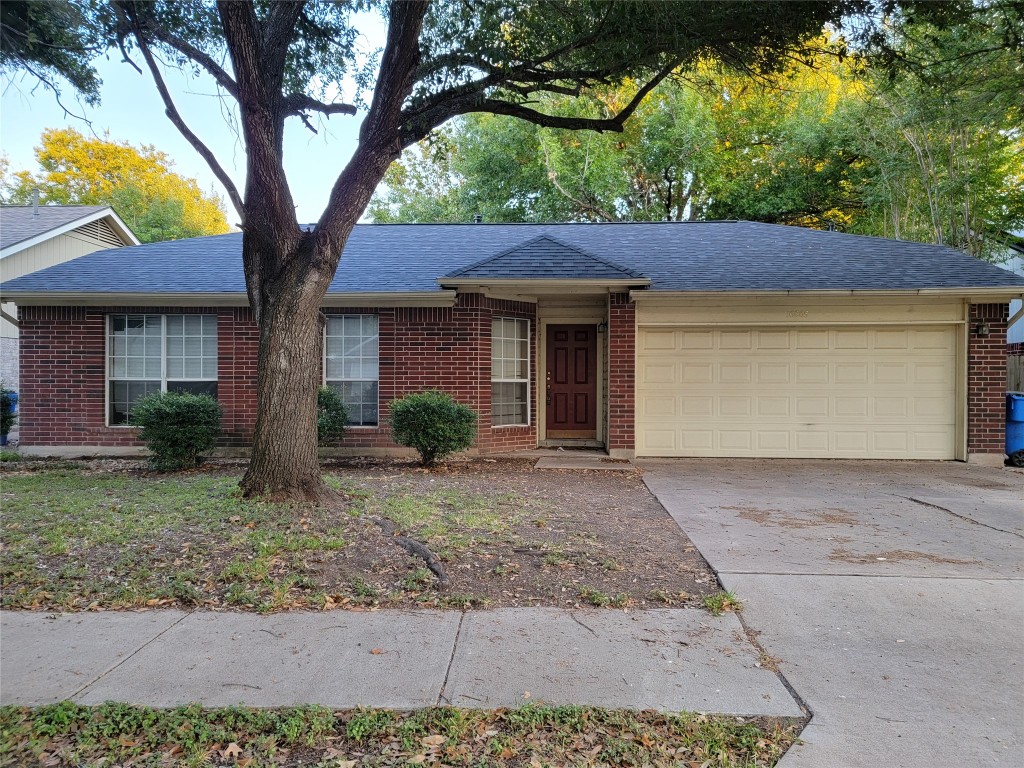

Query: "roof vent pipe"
left=473, top=214, right=482, bottom=224
left=827, top=222, right=836, bottom=232
left=32, top=188, right=39, bottom=216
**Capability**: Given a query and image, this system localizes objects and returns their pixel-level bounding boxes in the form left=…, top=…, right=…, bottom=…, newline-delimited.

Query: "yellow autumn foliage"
left=6, top=128, right=230, bottom=242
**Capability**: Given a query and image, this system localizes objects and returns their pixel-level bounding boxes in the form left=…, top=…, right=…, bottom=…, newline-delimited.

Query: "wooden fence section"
left=1010, top=354, right=1024, bottom=392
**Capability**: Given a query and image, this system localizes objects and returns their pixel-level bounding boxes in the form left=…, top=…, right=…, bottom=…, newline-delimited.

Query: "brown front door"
left=546, top=324, right=598, bottom=439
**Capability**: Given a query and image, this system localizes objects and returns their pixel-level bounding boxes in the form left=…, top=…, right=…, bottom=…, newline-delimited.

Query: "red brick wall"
left=18, top=296, right=538, bottom=455
left=967, top=303, right=1008, bottom=455
left=607, top=292, right=636, bottom=453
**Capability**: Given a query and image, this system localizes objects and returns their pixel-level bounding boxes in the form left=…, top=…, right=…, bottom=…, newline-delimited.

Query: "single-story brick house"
left=3, top=221, right=1023, bottom=463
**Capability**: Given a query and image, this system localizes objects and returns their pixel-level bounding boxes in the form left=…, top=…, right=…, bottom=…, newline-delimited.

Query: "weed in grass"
left=542, top=550, right=569, bottom=567
left=401, top=567, right=432, bottom=591
left=492, top=562, right=520, bottom=577
left=601, top=557, right=624, bottom=571
left=0, top=449, right=20, bottom=462
left=437, top=593, right=488, bottom=609
left=345, top=708, right=395, bottom=741
left=351, top=577, right=380, bottom=598
left=704, top=590, right=741, bottom=616
left=579, top=586, right=610, bottom=607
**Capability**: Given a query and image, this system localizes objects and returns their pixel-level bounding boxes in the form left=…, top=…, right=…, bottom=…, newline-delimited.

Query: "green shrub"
left=0, top=384, right=16, bottom=437
left=389, top=390, right=476, bottom=466
left=317, top=386, right=349, bottom=445
left=130, top=391, right=222, bottom=471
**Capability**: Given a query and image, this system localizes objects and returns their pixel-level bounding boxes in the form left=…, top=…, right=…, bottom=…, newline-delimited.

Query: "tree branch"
left=400, top=63, right=676, bottom=148
left=316, top=0, right=429, bottom=249
left=123, top=13, right=244, bottom=218
left=262, top=1, right=305, bottom=77
left=283, top=92, right=357, bottom=118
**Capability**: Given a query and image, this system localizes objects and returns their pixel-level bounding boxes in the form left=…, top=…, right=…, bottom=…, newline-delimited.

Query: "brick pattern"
left=607, top=292, right=636, bottom=452
left=1009, top=342, right=1023, bottom=356
left=18, top=296, right=538, bottom=454
left=967, top=303, right=1008, bottom=455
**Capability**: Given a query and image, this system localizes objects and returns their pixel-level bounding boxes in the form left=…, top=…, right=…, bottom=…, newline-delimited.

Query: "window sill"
left=491, top=424, right=531, bottom=429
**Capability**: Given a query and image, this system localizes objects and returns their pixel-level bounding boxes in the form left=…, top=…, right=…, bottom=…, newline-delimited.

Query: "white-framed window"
left=491, top=317, right=530, bottom=427
left=107, top=314, right=218, bottom=425
left=325, top=314, right=379, bottom=426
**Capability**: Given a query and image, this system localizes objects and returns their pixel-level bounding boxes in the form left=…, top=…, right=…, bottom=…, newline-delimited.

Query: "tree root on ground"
left=368, top=517, right=451, bottom=590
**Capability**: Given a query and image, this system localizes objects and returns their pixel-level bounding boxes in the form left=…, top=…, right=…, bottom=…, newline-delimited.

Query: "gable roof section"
left=443, top=234, right=647, bottom=282
left=1, top=205, right=140, bottom=257
left=3, top=221, right=1024, bottom=302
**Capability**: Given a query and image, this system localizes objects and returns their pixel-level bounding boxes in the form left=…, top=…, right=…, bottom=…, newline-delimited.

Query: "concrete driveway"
left=640, top=459, right=1024, bottom=768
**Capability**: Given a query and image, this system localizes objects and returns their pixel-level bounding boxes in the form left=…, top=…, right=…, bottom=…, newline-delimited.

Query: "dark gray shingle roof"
left=444, top=235, right=645, bottom=280
left=4, top=221, right=1024, bottom=295
left=0, top=205, right=110, bottom=250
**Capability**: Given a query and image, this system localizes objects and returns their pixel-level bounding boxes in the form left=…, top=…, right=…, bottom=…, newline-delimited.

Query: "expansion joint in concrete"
left=70, top=609, right=195, bottom=701
left=732, top=608, right=811, bottom=722
left=897, top=495, right=1024, bottom=540
left=436, top=611, right=465, bottom=706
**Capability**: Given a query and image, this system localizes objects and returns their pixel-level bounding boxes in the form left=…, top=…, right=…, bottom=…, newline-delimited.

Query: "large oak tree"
left=6, top=0, right=902, bottom=500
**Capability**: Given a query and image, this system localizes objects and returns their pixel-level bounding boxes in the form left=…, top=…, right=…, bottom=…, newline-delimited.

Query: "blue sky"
left=1, top=13, right=387, bottom=224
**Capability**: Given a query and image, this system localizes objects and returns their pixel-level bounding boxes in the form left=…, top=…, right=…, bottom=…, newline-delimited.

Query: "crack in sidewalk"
left=435, top=612, right=465, bottom=706
left=69, top=610, right=195, bottom=701
left=898, top=495, right=1024, bottom=540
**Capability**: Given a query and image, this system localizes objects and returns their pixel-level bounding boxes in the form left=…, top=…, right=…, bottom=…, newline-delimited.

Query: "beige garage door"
left=636, top=326, right=957, bottom=459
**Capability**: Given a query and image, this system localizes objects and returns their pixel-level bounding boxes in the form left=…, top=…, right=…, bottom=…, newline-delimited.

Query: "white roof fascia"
left=0, top=207, right=141, bottom=259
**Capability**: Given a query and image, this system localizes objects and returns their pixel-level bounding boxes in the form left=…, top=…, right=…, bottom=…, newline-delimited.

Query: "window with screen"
left=325, top=314, right=379, bottom=426
left=107, top=314, right=218, bottom=425
left=491, top=317, right=529, bottom=426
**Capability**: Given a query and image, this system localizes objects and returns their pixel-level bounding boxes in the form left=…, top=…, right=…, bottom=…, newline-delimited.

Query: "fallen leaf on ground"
left=221, top=742, right=243, bottom=759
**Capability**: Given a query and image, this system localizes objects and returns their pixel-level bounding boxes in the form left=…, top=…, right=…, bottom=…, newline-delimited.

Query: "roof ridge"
left=444, top=233, right=644, bottom=278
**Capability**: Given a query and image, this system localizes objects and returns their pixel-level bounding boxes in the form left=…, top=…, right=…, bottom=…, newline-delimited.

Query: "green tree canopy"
left=2, top=128, right=231, bottom=242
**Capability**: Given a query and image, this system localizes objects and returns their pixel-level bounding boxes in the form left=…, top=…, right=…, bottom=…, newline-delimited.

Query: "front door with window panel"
left=545, top=324, right=597, bottom=439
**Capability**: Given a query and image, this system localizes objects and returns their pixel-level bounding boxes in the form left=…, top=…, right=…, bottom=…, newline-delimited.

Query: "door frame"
left=537, top=313, right=605, bottom=445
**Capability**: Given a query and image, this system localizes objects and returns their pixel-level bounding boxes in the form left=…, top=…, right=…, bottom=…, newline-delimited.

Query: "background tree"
left=372, top=11, right=1023, bottom=258
left=4, top=0, right=955, bottom=501
left=3, top=128, right=230, bottom=242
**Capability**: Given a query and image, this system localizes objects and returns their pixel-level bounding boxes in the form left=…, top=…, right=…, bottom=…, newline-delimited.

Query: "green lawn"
left=0, top=702, right=803, bottom=767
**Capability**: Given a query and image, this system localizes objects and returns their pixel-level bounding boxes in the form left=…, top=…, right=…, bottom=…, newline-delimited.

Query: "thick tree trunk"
left=239, top=245, right=333, bottom=502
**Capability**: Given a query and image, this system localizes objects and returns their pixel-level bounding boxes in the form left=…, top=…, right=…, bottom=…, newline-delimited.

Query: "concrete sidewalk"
left=1, top=607, right=800, bottom=716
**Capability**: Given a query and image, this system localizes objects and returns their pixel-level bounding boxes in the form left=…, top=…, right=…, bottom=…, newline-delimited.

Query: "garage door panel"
left=719, top=331, right=752, bottom=349
left=681, top=363, right=713, bottom=383
left=681, top=396, right=713, bottom=416
left=796, top=363, right=830, bottom=384
left=636, top=325, right=956, bottom=459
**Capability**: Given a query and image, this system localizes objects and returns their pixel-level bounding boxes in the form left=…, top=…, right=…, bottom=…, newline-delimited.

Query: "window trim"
left=105, top=313, right=219, bottom=427
left=491, top=316, right=531, bottom=428
left=323, top=313, right=381, bottom=429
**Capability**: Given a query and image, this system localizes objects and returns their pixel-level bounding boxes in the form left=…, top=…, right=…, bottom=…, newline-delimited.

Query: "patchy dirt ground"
left=0, top=457, right=719, bottom=613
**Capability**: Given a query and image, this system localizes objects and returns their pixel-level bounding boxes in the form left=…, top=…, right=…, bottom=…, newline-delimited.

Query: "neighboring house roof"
left=4, top=221, right=1024, bottom=299
left=444, top=235, right=647, bottom=281
left=0, top=205, right=140, bottom=258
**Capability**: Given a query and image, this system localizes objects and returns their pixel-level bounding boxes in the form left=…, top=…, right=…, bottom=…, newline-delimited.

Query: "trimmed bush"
left=317, top=386, right=349, bottom=445
left=0, top=384, right=16, bottom=439
left=389, top=390, right=476, bottom=466
left=130, top=391, right=222, bottom=471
